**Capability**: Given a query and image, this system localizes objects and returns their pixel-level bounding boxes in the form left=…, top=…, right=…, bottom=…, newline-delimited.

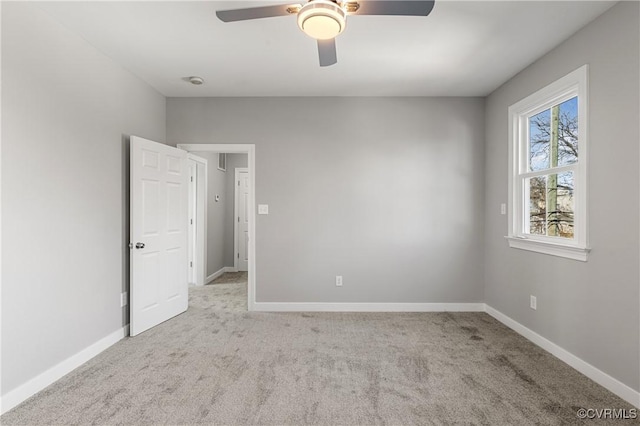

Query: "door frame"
left=187, top=153, right=207, bottom=286
left=187, top=159, right=196, bottom=285
left=178, top=144, right=256, bottom=311
left=234, top=167, right=249, bottom=271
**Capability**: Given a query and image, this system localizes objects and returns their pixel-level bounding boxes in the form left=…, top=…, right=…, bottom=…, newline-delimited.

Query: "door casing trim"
left=234, top=167, right=249, bottom=272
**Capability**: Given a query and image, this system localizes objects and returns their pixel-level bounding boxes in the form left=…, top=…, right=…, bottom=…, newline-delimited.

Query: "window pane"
left=529, top=97, right=578, bottom=172
left=548, top=171, right=574, bottom=238
left=527, top=172, right=575, bottom=239
left=529, top=109, right=550, bottom=171
left=557, top=97, right=578, bottom=167
left=528, top=176, right=546, bottom=235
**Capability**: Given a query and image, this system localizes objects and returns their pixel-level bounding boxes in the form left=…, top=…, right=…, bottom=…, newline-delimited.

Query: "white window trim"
left=507, top=65, right=590, bottom=261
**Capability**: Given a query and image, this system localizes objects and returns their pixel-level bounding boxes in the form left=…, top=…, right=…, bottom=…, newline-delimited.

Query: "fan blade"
left=354, top=0, right=435, bottom=16
left=216, top=4, right=298, bottom=22
left=318, top=39, right=337, bottom=67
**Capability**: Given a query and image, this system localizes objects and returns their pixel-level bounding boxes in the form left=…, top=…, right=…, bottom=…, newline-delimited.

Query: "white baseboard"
left=205, top=267, right=226, bottom=284
left=0, top=325, right=129, bottom=415
left=251, top=302, right=486, bottom=312
left=205, top=266, right=239, bottom=284
left=485, top=305, right=640, bottom=408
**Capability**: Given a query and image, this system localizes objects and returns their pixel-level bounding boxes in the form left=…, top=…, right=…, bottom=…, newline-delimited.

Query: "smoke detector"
left=188, top=76, right=205, bottom=85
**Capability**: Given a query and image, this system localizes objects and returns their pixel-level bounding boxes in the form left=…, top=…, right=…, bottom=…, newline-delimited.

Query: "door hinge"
left=190, top=261, right=193, bottom=268
left=237, top=253, right=239, bottom=259
left=191, top=176, right=194, bottom=182
left=190, top=218, right=193, bottom=225
left=238, top=180, right=240, bottom=186
left=237, top=216, right=240, bottom=223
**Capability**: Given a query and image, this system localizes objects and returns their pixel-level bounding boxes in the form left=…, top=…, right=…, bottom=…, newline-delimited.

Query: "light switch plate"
left=258, top=204, right=269, bottom=215
left=121, top=292, right=128, bottom=307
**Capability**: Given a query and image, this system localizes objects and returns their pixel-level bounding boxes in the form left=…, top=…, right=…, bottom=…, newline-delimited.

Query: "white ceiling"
left=35, top=1, right=615, bottom=97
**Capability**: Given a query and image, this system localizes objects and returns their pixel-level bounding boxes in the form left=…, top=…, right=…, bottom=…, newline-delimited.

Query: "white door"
left=235, top=169, right=249, bottom=272
left=130, top=136, right=188, bottom=336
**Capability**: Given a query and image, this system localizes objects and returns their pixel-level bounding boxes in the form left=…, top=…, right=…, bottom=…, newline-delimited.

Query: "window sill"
left=505, top=236, right=590, bottom=261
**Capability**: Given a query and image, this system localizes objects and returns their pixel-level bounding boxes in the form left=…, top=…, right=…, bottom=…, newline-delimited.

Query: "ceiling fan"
left=216, top=0, right=435, bottom=67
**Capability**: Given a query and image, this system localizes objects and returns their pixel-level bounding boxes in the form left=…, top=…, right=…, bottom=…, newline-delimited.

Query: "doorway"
left=178, top=144, right=256, bottom=311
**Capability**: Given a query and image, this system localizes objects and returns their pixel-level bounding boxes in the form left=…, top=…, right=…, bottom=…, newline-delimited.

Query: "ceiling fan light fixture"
left=297, top=0, right=346, bottom=40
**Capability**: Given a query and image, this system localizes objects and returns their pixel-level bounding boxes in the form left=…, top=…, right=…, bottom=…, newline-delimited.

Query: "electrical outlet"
left=500, top=203, right=507, bottom=215
left=335, top=276, right=343, bottom=287
left=530, top=295, right=537, bottom=310
left=121, top=292, right=128, bottom=307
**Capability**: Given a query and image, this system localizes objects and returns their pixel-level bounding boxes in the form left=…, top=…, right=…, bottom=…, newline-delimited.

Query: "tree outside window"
left=527, top=97, right=577, bottom=239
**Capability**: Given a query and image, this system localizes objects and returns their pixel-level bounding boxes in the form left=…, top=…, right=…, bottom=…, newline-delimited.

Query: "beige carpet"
left=1, top=280, right=632, bottom=425
left=209, top=271, right=248, bottom=286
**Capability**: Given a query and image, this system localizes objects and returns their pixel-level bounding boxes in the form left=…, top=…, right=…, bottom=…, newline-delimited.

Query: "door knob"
left=135, top=242, right=145, bottom=249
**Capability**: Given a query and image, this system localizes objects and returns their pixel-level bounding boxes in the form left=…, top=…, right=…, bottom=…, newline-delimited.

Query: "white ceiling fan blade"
left=318, top=39, right=337, bottom=67
left=216, top=4, right=299, bottom=22
left=354, top=0, right=435, bottom=16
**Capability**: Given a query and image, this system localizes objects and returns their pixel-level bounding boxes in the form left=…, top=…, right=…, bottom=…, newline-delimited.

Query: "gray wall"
left=484, top=2, right=639, bottom=392
left=224, top=154, right=248, bottom=267
left=167, top=97, right=486, bottom=303
left=1, top=3, right=166, bottom=395
left=194, top=152, right=226, bottom=276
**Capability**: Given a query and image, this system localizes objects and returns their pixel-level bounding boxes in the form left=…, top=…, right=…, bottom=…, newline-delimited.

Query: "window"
left=218, top=153, right=226, bottom=171
left=507, top=65, right=589, bottom=261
